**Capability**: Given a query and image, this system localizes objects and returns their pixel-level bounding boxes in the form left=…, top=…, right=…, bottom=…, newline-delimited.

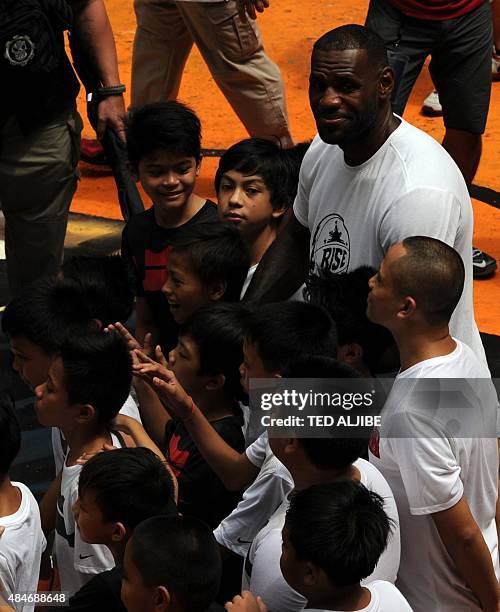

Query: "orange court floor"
left=72, top=0, right=500, bottom=335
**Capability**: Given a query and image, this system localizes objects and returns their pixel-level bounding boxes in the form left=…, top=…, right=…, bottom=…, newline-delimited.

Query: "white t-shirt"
left=0, top=483, right=47, bottom=612
left=214, top=433, right=294, bottom=557
left=242, top=459, right=401, bottom=612
left=314, top=581, right=413, bottom=612
left=369, top=340, right=499, bottom=611
left=293, top=118, right=485, bottom=365
left=54, top=432, right=124, bottom=596
left=51, top=394, right=142, bottom=474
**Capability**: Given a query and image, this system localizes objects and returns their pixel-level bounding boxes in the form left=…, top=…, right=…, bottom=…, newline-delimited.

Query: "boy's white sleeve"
left=245, top=432, right=269, bottom=468
left=214, top=456, right=294, bottom=556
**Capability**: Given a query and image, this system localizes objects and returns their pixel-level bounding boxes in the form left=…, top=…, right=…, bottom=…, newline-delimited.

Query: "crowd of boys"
left=0, top=21, right=499, bottom=612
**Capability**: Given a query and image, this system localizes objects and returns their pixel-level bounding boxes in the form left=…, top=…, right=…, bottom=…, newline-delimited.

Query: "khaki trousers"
left=0, top=108, right=82, bottom=295
left=131, top=0, right=293, bottom=146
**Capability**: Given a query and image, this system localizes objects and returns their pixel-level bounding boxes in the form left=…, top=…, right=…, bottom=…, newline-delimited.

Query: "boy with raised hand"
left=121, top=102, right=219, bottom=352
left=0, top=391, right=46, bottom=612
left=367, top=236, right=499, bottom=611
left=60, top=447, right=177, bottom=612
left=121, top=515, right=223, bottom=612
left=215, top=139, right=308, bottom=298
left=134, top=301, right=336, bottom=491
left=36, top=332, right=133, bottom=596
left=226, top=482, right=411, bottom=612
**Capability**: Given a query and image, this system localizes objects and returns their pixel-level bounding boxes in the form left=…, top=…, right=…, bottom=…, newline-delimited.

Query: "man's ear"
left=127, top=161, right=139, bottom=183
left=111, top=521, right=128, bottom=543
left=195, top=156, right=203, bottom=176
left=154, top=585, right=170, bottom=611
left=205, top=373, right=225, bottom=391
left=208, top=280, right=226, bottom=302
left=379, top=65, right=394, bottom=100
left=284, top=436, right=300, bottom=456
left=75, top=403, right=96, bottom=424
left=397, top=296, right=417, bottom=320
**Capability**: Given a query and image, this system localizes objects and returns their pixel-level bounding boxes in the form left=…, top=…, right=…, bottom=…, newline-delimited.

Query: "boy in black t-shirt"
left=159, top=303, right=248, bottom=528
left=121, top=102, right=218, bottom=351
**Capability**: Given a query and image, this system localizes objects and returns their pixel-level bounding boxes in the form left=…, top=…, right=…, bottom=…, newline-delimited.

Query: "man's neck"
left=342, top=111, right=400, bottom=166
left=0, top=476, right=21, bottom=517
left=108, top=538, right=128, bottom=565
left=293, top=463, right=359, bottom=491
left=62, top=423, right=113, bottom=466
left=395, top=326, right=456, bottom=372
left=153, top=194, right=205, bottom=229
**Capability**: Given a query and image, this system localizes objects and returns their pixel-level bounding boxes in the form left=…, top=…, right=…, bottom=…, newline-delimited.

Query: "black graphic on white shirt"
left=310, top=214, right=350, bottom=274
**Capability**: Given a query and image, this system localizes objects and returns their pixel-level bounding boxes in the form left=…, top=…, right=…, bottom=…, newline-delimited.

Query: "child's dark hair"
left=2, top=277, right=93, bottom=355
left=60, top=332, right=132, bottom=423
left=245, top=301, right=337, bottom=373
left=61, top=255, right=135, bottom=326
left=172, top=222, right=250, bottom=301
left=214, top=138, right=310, bottom=211
left=127, top=102, right=202, bottom=169
left=78, top=448, right=177, bottom=530
left=286, top=481, right=392, bottom=586
left=282, top=356, right=368, bottom=468
left=306, top=266, right=395, bottom=374
left=181, top=303, right=250, bottom=402
left=0, top=391, right=21, bottom=475
left=130, top=515, right=222, bottom=612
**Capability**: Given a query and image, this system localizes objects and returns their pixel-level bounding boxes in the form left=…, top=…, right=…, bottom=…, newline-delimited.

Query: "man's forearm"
left=433, top=499, right=500, bottom=612
left=243, top=211, right=310, bottom=303
left=70, top=0, right=121, bottom=86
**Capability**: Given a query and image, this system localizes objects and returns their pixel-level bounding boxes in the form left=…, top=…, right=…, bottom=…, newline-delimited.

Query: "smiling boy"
left=121, top=102, right=218, bottom=352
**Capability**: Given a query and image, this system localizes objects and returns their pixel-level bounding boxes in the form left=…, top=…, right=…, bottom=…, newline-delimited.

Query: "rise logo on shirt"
left=140, top=246, right=172, bottom=291
left=167, top=433, right=190, bottom=477
left=310, top=213, right=350, bottom=274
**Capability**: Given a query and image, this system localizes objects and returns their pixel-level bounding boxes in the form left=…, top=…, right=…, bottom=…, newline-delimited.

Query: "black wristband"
left=97, top=84, right=126, bottom=97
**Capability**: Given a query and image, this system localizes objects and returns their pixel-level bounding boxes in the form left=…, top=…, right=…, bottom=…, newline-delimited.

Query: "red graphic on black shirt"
left=143, top=246, right=172, bottom=291
left=369, top=426, right=380, bottom=458
left=168, top=433, right=190, bottom=477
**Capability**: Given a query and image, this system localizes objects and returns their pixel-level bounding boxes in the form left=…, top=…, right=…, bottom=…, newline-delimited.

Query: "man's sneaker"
left=493, top=48, right=500, bottom=82
left=421, top=90, right=443, bottom=117
left=472, top=247, right=497, bottom=279
left=80, top=138, right=109, bottom=166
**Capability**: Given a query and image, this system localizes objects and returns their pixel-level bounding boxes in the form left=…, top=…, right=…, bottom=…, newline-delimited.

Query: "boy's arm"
left=134, top=360, right=259, bottom=490
left=133, top=378, right=171, bottom=447
left=39, top=471, right=63, bottom=536
left=432, top=497, right=500, bottom=612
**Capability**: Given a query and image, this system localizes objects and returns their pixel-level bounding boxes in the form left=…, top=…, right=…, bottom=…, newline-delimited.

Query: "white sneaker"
left=421, top=90, right=443, bottom=117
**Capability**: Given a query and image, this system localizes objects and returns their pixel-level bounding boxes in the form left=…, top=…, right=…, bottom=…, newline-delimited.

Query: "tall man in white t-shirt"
left=367, top=236, right=499, bottom=612
left=244, top=23, right=486, bottom=366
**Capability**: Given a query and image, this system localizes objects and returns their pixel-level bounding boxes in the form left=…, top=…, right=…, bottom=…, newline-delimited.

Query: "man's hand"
left=238, top=0, right=270, bottom=21
left=226, top=592, right=268, bottom=612
left=96, top=94, right=126, bottom=141
left=76, top=443, right=118, bottom=465
left=133, top=360, right=194, bottom=421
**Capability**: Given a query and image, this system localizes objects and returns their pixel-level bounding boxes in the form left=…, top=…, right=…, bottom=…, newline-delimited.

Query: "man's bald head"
left=392, top=237, right=465, bottom=326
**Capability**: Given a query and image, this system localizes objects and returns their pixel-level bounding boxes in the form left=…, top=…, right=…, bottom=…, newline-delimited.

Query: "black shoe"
left=472, top=247, right=497, bottom=279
